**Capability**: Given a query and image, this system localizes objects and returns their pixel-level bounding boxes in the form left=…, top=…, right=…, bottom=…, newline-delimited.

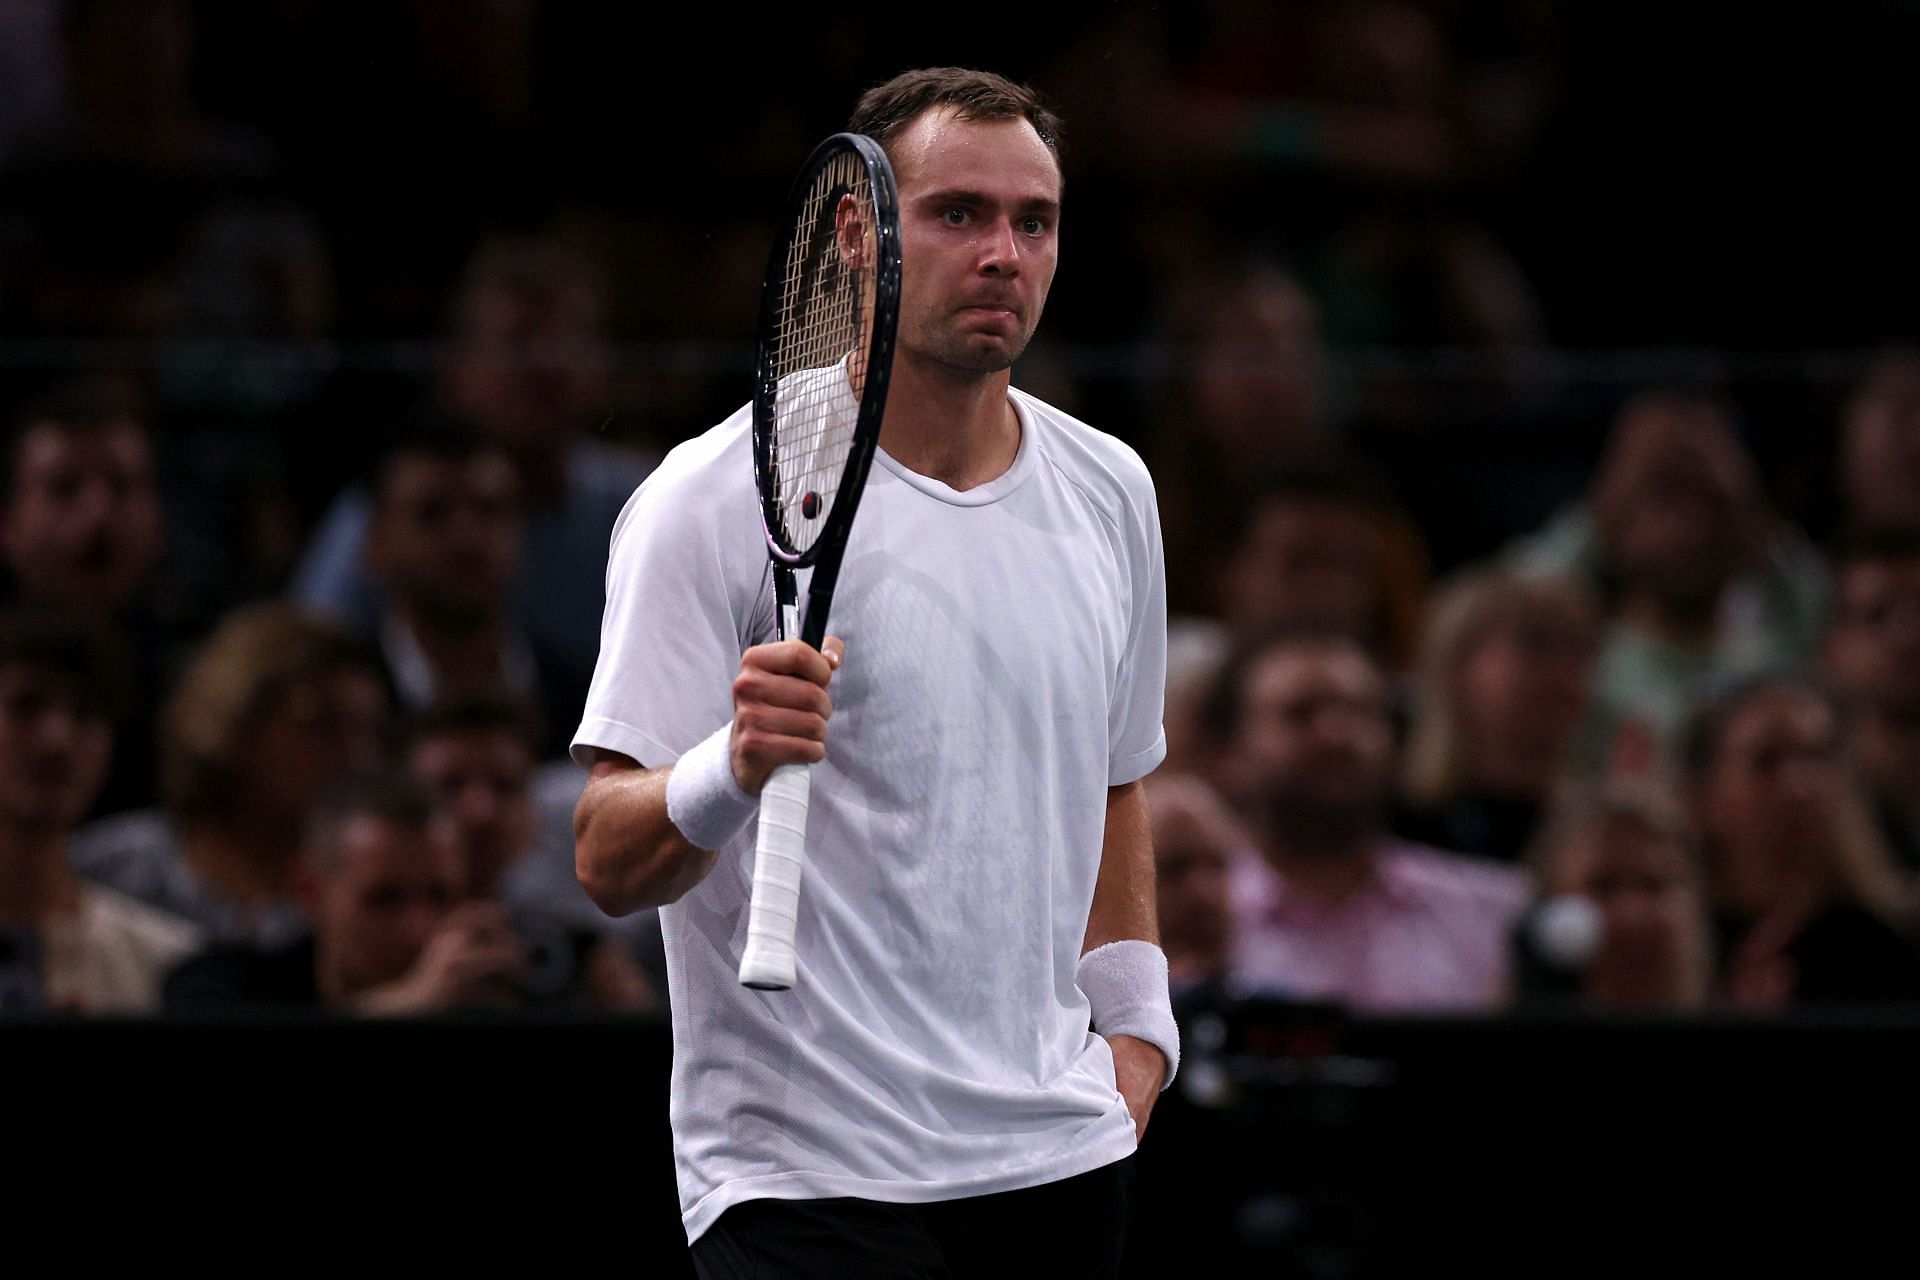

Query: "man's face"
left=1598, top=400, right=1759, bottom=611
left=1698, top=691, right=1844, bottom=882
left=1, top=421, right=164, bottom=613
left=369, top=451, right=523, bottom=627
left=309, top=815, right=464, bottom=996
left=1825, top=556, right=1920, bottom=717
left=1220, top=497, right=1379, bottom=637
left=1559, top=818, right=1699, bottom=976
left=890, top=109, right=1061, bottom=377
left=246, top=666, right=390, bottom=823
left=0, top=662, right=112, bottom=833
left=441, top=283, right=611, bottom=448
left=407, top=728, right=535, bottom=898
left=1235, top=644, right=1395, bottom=838
left=1842, top=360, right=1920, bottom=528
left=1455, top=610, right=1596, bottom=761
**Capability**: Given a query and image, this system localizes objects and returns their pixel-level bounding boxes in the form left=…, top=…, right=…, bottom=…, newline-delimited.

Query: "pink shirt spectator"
left=1229, top=840, right=1531, bottom=1012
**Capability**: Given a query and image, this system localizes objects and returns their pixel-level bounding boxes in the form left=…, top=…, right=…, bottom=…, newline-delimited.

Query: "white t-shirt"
left=574, top=384, right=1167, bottom=1243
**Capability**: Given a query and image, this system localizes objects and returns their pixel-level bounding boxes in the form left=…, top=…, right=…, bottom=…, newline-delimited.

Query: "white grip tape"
left=737, top=761, right=811, bottom=990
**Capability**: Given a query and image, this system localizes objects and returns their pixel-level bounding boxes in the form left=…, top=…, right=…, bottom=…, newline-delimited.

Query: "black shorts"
left=689, top=1156, right=1135, bottom=1280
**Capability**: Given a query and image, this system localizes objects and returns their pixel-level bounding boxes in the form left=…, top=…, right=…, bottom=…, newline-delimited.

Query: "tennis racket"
left=738, top=133, right=901, bottom=991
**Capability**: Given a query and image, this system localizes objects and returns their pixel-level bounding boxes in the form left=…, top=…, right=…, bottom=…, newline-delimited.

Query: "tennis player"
left=573, top=68, right=1172, bottom=1278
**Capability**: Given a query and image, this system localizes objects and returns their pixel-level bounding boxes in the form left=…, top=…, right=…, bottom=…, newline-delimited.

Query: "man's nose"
left=978, top=217, right=1021, bottom=276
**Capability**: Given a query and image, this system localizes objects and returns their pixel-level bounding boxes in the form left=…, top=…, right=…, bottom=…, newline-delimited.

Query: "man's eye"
left=1020, top=217, right=1047, bottom=236
left=942, top=208, right=969, bottom=226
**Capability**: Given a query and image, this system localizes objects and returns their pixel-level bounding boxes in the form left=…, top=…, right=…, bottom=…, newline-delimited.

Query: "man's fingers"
left=743, top=640, right=835, bottom=686
left=733, top=668, right=834, bottom=717
left=739, top=705, right=830, bottom=743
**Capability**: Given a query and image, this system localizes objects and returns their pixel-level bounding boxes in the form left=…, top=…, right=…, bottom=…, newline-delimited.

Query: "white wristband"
left=1077, top=939, right=1180, bottom=1092
left=666, top=724, right=758, bottom=851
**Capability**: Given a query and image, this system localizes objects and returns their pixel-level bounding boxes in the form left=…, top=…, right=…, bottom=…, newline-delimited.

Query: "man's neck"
left=876, top=359, right=1020, bottom=491
left=0, top=827, right=80, bottom=924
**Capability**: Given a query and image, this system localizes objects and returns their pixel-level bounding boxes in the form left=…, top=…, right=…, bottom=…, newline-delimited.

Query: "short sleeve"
left=571, top=420, right=767, bottom=769
left=1107, top=465, right=1168, bottom=786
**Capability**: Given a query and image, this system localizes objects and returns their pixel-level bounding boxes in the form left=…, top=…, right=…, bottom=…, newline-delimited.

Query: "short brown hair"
left=849, top=68, right=1064, bottom=170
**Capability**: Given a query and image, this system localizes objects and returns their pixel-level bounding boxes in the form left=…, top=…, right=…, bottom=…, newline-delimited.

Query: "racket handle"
left=738, top=761, right=810, bottom=990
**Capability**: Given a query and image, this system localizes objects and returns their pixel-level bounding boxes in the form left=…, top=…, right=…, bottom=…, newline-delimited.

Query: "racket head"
left=752, top=132, right=901, bottom=571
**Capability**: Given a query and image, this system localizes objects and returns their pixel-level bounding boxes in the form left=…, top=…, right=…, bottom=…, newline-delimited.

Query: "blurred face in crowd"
left=1453, top=608, right=1595, bottom=789
left=1190, top=272, right=1324, bottom=459
left=307, top=814, right=464, bottom=997
left=1594, top=397, right=1764, bottom=619
left=891, top=108, right=1061, bottom=377
left=407, top=727, right=535, bottom=898
left=245, top=666, right=389, bottom=825
left=1548, top=813, right=1705, bottom=1008
left=1695, top=688, right=1846, bottom=911
left=1220, top=496, right=1379, bottom=641
left=1, top=420, right=164, bottom=615
left=441, top=280, right=612, bottom=451
left=1233, top=640, right=1395, bottom=850
left=1825, top=554, right=1920, bottom=718
left=1840, top=355, right=1920, bottom=529
left=0, top=662, right=111, bottom=836
left=369, top=449, right=524, bottom=628
left=1146, top=777, right=1239, bottom=984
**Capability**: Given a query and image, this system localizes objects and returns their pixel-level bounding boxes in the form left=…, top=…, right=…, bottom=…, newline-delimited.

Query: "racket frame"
left=739, top=133, right=900, bottom=991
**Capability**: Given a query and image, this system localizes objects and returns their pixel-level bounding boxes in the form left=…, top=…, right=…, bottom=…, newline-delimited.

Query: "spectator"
left=1508, top=390, right=1827, bottom=772
left=0, top=611, right=196, bottom=1014
left=365, top=423, right=589, bottom=757
left=403, top=695, right=655, bottom=1008
left=1822, top=528, right=1920, bottom=873
left=1204, top=625, right=1529, bottom=1011
left=71, top=603, right=390, bottom=947
left=1397, top=567, right=1599, bottom=862
left=1837, top=348, right=1920, bottom=533
left=1684, top=675, right=1920, bottom=1006
left=1212, top=456, right=1430, bottom=668
left=1142, top=773, right=1243, bottom=1002
left=1515, top=781, right=1713, bottom=1011
left=292, top=233, right=654, bottom=678
left=0, top=377, right=181, bottom=814
left=164, top=771, right=526, bottom=1014
left=1152, top=264, right=1336, bottom=619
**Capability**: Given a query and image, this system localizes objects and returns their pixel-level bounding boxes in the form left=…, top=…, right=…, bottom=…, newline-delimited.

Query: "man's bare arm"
left=574, top=636, right=844, bottom=916
left=1082, top=778, right=1170, bottom=1139
left=574, top=752, right=720, bottom=915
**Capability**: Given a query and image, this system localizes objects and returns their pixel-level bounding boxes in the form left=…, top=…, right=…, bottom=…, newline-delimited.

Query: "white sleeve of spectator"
left=1107, top=464, right=1169, bottom=786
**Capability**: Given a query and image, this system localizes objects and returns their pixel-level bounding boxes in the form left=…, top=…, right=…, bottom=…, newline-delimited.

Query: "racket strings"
left=769, top=150, right=872, bottom=554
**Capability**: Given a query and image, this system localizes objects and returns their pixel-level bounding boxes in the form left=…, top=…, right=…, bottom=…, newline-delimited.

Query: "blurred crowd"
left=2, top=1, right=1918, bottom=1020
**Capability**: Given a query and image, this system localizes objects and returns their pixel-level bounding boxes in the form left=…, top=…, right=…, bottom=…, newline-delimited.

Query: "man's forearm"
left=1083, top=779, right=1159, bottom=954
left=575, top=761, right=719, bottom=914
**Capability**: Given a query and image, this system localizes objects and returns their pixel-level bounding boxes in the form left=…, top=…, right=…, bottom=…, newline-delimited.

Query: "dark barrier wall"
left=11, top=1011, right=1919, bottom=1272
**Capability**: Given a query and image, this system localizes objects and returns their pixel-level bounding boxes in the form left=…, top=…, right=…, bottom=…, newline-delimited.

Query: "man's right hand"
left=356, top=902, right=528, bottom=1015
left=730, top=636, right=844, bottom=794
